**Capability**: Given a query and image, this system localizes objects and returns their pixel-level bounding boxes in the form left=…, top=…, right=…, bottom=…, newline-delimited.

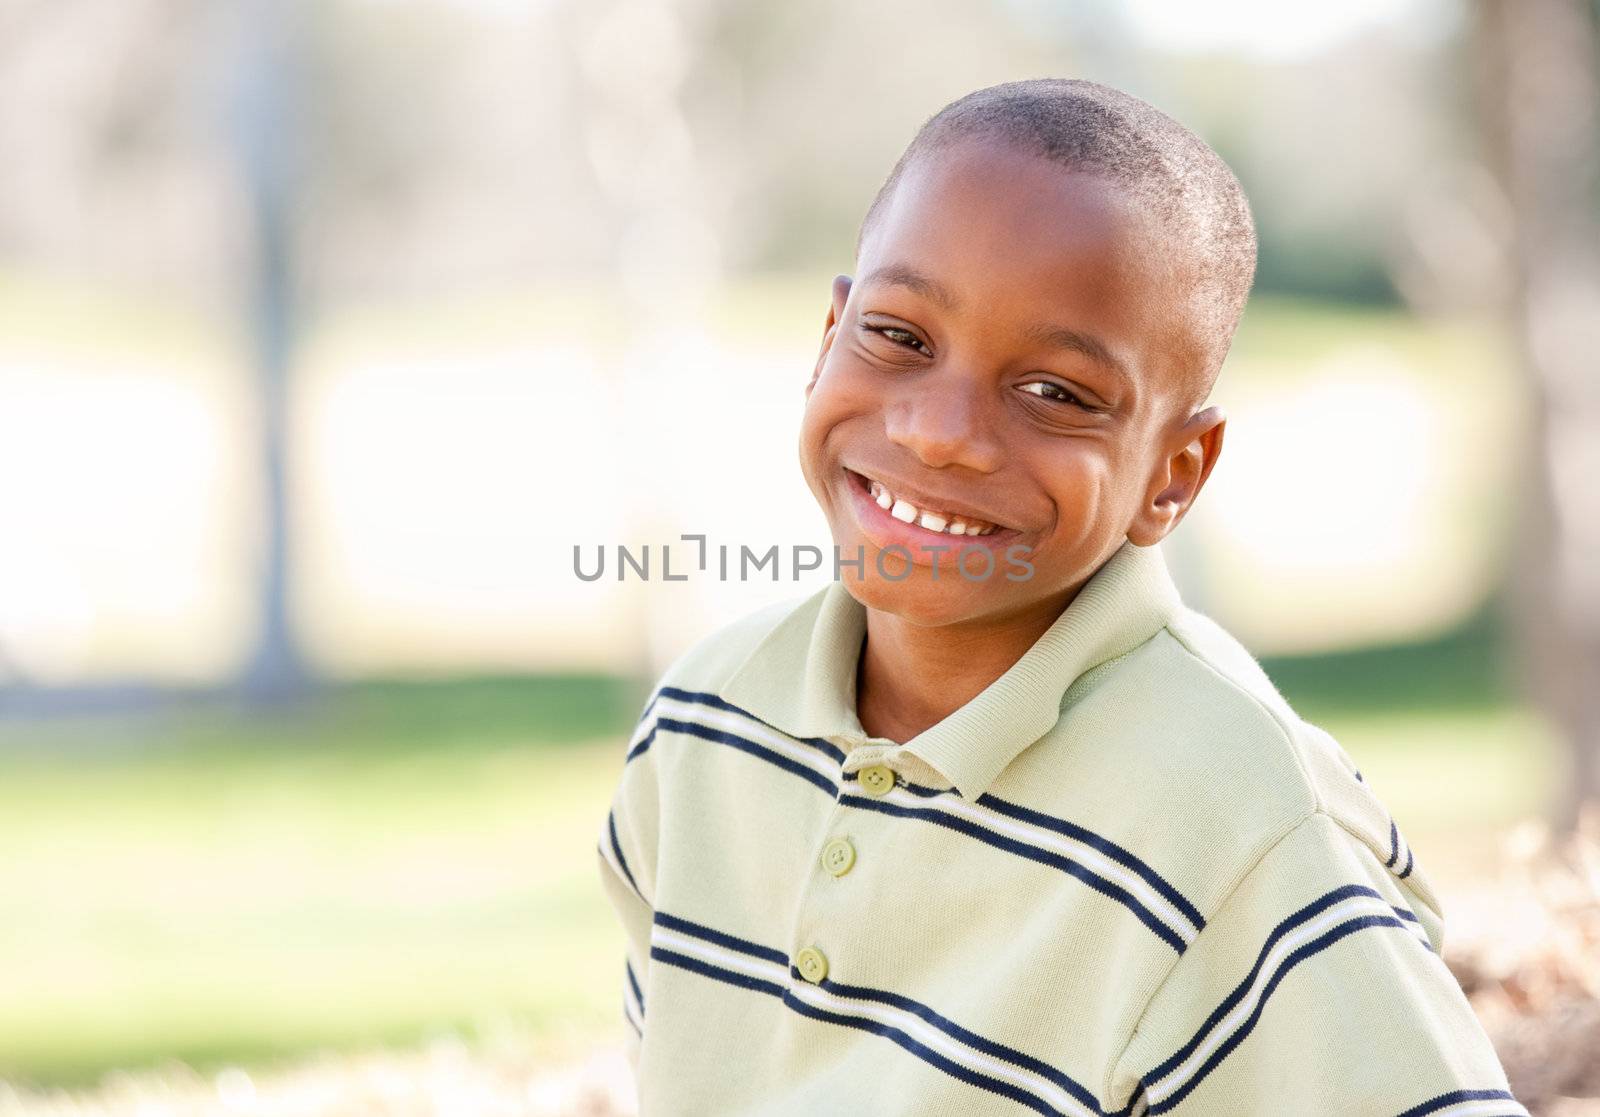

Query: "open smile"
left=842, top=467, right=1025, bottom=557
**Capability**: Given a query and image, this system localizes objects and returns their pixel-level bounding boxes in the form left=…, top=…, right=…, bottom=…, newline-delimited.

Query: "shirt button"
left=858, top=764, right=895, bottom=796
left=821, top=837, right=856, bottom=877
left=795, top=946, right=829, bottom=984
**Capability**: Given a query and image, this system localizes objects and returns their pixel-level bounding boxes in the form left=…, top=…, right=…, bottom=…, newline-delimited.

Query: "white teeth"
left=865, top=474, right=999, bottom=536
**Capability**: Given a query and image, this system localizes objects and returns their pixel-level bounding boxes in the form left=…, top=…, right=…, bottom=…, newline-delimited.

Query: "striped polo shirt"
left=596, top=538, right=1523, bottom=1116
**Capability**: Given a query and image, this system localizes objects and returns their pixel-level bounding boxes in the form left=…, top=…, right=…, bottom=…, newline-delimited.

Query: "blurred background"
left=2, top=0, right=1598, bottom=1114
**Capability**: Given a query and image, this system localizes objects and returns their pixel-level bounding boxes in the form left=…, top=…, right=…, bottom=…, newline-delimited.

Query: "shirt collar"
left=720, top=538, right=1183, bottom=800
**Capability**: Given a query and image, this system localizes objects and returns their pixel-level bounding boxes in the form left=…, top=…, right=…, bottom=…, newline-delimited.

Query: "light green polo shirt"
left=596, top=539, right=1523, bottom=1116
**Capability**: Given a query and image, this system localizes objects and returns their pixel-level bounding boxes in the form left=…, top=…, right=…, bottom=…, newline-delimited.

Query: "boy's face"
left=799, top=137, right=1225, bottom=629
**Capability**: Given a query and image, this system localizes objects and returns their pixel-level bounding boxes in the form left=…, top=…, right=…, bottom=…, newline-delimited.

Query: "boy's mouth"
left=843, top=467, right=1020, bottom=543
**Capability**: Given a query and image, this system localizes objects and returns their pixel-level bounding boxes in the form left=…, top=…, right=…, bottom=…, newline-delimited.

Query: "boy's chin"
left=836, top=567, right=1013, bottom=628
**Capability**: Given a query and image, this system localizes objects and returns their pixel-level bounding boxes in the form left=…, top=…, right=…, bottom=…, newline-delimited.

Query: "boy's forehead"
left=873, top=139, right=1139, bottom=244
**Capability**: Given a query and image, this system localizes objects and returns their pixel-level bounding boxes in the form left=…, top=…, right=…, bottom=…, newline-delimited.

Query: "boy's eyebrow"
left=862, top=264, right=959, bottom=310
left=1022, top=322, right=1131, bottom=385
left=862, top=262, right=1131, bottom=385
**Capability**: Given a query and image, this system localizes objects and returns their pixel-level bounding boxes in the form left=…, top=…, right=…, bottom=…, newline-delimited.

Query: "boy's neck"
left=854, top=584, right=1081, bottom=745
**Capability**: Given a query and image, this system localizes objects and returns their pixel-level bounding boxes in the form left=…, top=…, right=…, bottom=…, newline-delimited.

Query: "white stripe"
left=652, top=926, right=783, bottom=985
left=651, top=926, right=1098, bottom=1117
left=649, top=696, right=840, bottom=783
left=1146, top=893, right=1398, bottom=1102
left=876, top=785, right=1198, bottom=946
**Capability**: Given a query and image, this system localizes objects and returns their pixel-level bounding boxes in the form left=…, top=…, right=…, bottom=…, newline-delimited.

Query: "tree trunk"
left=233, top=0, right=307, bottom=705
left=1476, top=0, right=1600, bottom=834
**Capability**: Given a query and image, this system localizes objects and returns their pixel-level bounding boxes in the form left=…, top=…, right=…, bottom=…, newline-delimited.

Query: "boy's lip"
left=842, top=467, right=1027, bottom=563
left=844, top=467, right=1016, bottom=531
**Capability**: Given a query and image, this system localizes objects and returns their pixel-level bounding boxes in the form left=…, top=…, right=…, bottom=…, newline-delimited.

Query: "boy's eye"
left=866, top=324, right=932, bottom=357
left=1019, top=381, right=1086, bottom=407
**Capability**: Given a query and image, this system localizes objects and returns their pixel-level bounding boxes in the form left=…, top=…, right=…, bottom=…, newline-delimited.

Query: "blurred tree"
left=230, top=0, right=307, bottom=704
left=1476, top=0, right=1600, bottom=834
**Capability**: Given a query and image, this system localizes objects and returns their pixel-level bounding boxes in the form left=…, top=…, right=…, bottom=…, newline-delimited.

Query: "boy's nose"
left=882, top=377, right=1003, bottom=473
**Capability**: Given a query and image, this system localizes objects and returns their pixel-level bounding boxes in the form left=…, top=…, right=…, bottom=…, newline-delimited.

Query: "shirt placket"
left=782, top=740, right=906, bottom=992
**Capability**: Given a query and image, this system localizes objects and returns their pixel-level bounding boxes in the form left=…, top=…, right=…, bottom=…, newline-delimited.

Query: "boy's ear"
left=806, top=274, right=853, bottom=398
left=1127, top=406, right=1226, bottom=547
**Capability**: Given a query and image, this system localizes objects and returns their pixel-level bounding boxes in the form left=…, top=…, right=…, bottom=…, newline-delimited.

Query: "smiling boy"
left=597, top=79, right=1522, bottom=1116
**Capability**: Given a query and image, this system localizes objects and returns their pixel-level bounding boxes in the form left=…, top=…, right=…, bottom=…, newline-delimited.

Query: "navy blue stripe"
left=1394, top=1089, right=1522, bottom=1117
left=1399, top=844, right=1414, bottom=879
left=1147, top=913, right=1412, bottom=1113
left=842, top=792, right=1189, bottom=954
left=626, top=959, right=645, bottom=1014
left=780, top=993, right=1071, bottom=1117
left=623, top=1000, right=642, bottom=1037
left=650, top=945, right=787, bottom=998
left=625, top=724, right=657, bottom=763
left=974, top=792, right=1204, bottom=932
left=608, top=811, right=644, bottom=901
left=655, top=716, right=838, bottom=796
left=1143, top=883, right=1378, bottom=1084
left=624, top=694, right=660, bottom=762
left=1386, top=820, right=1400, bottom=868
left=653, top=910, right=791, bottom=966
left=1354, top=768, right=1364, bottom=783
left=841, top=774, right=1203, bottom=934
left=1387, top=903, right=1434, bottom=952
left=815, top=973, right=1103, bottom=1114
left=649, top=947, right=1071, bottom=1117
left=1392, top=903, right=1434, bottom=954
left=657, top=687, right=848, bottom=763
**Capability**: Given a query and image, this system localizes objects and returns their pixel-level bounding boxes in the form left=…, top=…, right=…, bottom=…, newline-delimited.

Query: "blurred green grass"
left=0, top=647, right=1558, bottom=1087
left=0, top=677, right=645, bottom=1087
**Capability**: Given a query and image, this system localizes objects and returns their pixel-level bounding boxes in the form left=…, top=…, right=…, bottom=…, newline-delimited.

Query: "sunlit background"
left=3, top=1, right=1598, bottom=1113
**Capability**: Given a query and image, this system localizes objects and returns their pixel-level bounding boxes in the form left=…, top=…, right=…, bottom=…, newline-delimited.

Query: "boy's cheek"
left=796, top=382, right=855, bottom=484
left=795, top=405, right=828, bottom=497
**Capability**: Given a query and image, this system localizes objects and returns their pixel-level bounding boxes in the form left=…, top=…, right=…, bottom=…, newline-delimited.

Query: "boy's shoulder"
left=1026, top=599, right=1444, bottom=929
left=651, top=585, right=829, bottom=696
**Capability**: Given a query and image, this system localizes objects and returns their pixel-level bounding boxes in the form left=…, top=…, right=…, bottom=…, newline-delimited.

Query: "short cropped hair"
left=857, top=79, right=1257, bottom=412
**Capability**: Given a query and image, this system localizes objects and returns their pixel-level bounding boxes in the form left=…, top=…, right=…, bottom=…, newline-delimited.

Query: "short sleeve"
left=1109, top=811, right=1525, bottom=1117
left=595, top=693, right=663, bottom=1078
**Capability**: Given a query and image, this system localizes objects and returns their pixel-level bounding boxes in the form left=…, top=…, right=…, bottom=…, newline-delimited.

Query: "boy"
left=596, top=79, right=1523, bottom=1116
